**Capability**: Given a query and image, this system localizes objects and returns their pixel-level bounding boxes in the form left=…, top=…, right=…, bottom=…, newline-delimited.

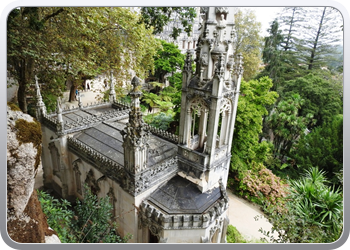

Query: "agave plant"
left=288, top=167, right=343, bottom=239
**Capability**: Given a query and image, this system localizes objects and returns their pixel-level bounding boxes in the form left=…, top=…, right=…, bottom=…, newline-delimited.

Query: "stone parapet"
left=139, top=189, right=228, bottom=231
left=144, top=124, right=179, bottom=144
left=67, top=137, right=125, bottom=183
left=42, top=106, right=130, bottom=135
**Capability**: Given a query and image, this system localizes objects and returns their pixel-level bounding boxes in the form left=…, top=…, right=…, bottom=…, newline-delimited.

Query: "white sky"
left=240, top=7, right=285, bottom=36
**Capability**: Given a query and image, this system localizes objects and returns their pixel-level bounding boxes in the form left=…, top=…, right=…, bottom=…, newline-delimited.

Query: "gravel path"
left=226, top=189, right=276, bottom=242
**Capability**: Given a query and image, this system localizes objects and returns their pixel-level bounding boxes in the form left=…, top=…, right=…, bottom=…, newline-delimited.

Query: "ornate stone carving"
left=215, top=7, right=229, bottom=15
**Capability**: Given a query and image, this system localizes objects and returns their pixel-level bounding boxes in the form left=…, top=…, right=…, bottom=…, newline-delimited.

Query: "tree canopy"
left=7, top=7, right=160, bottom=112
left=233, top=9, right=263, bottom=81
left=140, top=7, right=197, bottom=40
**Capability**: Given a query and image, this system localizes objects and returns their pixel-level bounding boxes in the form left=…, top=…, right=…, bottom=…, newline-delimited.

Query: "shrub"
left=226, top=225, right=247, bottom=243
left=72, top=185, right=131, bottom=243
left=259, top=167, right=343, bottom=243
left=38, top=186, right=131, bottom=243
left=37, top=190, right=75, bottom=243
left=235, top=162, right=288, bottom=212
left=145, top=112, right=174, bottom=131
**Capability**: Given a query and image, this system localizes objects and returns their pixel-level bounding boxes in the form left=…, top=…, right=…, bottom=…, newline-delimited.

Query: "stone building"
left=156, top=7, right=202, bottom=54
left=37, top=7, right=243, bottom=243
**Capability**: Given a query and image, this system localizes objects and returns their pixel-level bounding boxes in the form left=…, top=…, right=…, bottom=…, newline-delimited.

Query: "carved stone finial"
left=56, top=97, right=62, bottom=114
left=131, top=76, right=141, bottom=91
left=184, top=50, right=193, bottom=72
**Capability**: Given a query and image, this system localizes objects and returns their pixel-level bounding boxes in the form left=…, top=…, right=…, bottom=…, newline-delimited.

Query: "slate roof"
left=147, top=175, right=222, bottom=214
left=72, top=115, right=177, bottom=167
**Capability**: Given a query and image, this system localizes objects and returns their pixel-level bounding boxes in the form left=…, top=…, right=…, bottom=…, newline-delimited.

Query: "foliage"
left=7, top=7, right=160, bottom=112
left=72, top=185, right=131, bottom=243
left=152, top=39, right=185, bottom=83
left=259, top=20, right=286, bottom=91
left=37, top=190, right=75, bottom=243
left=233, top=9, right=263, bottom=80
left=226, top=225, right=248, bottom=243
left=231, top=77, right=278, bottom=171
left=164, top=72, right=183, bottom=119
left=14, top=118, right=42, bottom=170
left=7, top=102, right=22, bottom=112
left=226, top=225, right=267, bottom=243
left=296, top=7, right=343, bottom=71
left=234, top=162, right=288, bottom=212
left=259, top=167, right=343, bottom=243
left=140, top=7, right=196, bottom=39
left=144, top=112, right=174, bottom=131
left=37, top=186, right=131, bottom=243
left=266, top=93, right=316, bottom=160
left=292, top=115, right=343, bottom=186
left=281, top=72, right=343, bottom=127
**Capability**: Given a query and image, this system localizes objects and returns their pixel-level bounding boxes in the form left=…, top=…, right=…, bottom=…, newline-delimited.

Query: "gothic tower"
left=177, top=7, right=243, bottom=192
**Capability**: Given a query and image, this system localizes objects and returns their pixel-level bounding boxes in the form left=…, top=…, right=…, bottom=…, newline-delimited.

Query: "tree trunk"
left=16, top=58, right=35, bottom=113
left=17, top=82, right=28, bottom=114
left=69, top=84, right=78, bottom=102
left=308, top=7, right=326, bottom=70
left=284, top=8, right=296, bottom=51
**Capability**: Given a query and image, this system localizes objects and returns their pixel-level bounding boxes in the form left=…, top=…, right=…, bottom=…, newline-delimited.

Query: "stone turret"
left=109, top=71, right=116, bottom=103
left=34, top=75, right=47, bottom=122
left=177, top=7, right=243, bottom=192
left=121, top=76, right=150, bottom=191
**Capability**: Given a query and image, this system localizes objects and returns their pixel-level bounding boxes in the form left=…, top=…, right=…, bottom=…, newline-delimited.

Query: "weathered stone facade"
left=38, top=7, right=242, bottom=243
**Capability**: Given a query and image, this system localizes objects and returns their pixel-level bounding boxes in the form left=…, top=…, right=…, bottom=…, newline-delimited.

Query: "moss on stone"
left=7, top=102, right=22, bottom=112
left=15, top=118, right=42, bottom=170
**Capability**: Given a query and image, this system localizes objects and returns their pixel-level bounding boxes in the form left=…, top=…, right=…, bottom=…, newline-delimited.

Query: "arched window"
left=186, top=98, right=209, bottom=150
left=48, top=142, right=60, bottom=176
left=107, top=188, right=117, bottom=219
left=73, top=160, right=82, bottom=195
left=218, top=98, right=232, bottom=147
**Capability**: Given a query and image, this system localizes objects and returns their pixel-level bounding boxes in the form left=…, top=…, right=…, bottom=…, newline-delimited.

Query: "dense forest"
left=7, top=7, right=343, bottom=243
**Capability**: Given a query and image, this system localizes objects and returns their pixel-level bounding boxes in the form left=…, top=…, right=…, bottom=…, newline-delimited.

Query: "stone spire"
left=34, top=75, right=46, bottom=121
left=77, top=91, right=83, bottom=108
left=56, top=97, right=64, bottom=131
left=177, top=7, right=244, bottom=192
left=121, top=76, right=150, bottom=176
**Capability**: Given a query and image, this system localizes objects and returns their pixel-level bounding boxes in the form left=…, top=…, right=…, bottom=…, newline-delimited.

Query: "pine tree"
left=297, top=7, right=342, bottom=71
left=261, top=19, right=284, bottom=91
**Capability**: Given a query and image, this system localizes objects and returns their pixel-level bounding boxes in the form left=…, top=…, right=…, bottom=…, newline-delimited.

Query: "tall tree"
left=7, top=7, right=65, bottom=113
left=282, top=72, right=343, bottom=127
left=231, top=76, right=278, bottom=171
left=151, top=39, right=185, bottom=84
left=261, top=19, right=284, bottom=91
left=278, top=7, right=307, bottom=52
left=266, top=94, right=316, bottom=160
left=233, top=9, right=263, bottom=81
left=297, top=7, right=342, bottom=71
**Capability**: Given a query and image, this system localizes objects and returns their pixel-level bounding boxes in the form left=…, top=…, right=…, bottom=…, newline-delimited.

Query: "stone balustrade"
left=43, top=107, right=130, bottom=134
left=144, top=124, right=179, bottom=144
